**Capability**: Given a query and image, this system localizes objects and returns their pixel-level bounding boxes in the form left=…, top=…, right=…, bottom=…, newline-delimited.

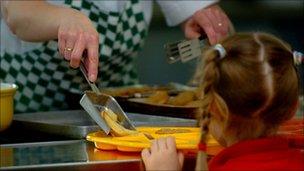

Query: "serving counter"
left=0, top=110, right=214, bottom=171
left=1, top=140, right=144, bottom=170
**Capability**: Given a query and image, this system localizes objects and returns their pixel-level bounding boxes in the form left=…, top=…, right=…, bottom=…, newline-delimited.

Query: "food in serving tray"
left=185, top=100, right=203, bottom=107
left=145, top=90, right=202, bottom=107
left=101, top=109, right=138, bottom=137
left=100, top=108, right=164, bottom=141
left=155, top=128, right=192, bottom=134
left=145, top=91, right=170, bottom=104
left=167, top=91, right=196, bottom=106
left=100, top=86, right=168, bottom=97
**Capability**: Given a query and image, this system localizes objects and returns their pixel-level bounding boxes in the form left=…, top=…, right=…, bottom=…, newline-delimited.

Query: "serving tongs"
left=79, top=62, right=136, bottom=135
left=164, top=36, right=209, bottom=64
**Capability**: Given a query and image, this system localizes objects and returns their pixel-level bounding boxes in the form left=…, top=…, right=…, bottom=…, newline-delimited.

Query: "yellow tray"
left=87, top=127, right=219, bottom=152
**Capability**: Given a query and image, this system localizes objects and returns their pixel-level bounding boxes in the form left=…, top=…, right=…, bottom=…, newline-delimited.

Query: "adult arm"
left=1, top=0, right=98, bottom=81
left=2, top=0, right=70, bottom=42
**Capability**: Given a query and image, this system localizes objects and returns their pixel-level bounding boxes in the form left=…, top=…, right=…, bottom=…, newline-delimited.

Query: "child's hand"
left=141, top=137, right=184, bottom=171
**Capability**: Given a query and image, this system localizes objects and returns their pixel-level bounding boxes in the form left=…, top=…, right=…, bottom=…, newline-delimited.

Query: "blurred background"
left=136, top=0, right=304, bottom=91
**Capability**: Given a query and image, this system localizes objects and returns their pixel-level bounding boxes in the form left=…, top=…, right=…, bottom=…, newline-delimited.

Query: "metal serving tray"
left=13, top=110, right=197, bottom=139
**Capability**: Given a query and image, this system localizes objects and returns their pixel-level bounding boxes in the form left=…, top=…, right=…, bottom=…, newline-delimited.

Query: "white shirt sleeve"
left=156, top=0, right=219, bottom=26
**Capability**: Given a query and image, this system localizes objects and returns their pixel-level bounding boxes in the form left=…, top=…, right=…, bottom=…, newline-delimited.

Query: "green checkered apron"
left=0, top=0, right=148, bottom=112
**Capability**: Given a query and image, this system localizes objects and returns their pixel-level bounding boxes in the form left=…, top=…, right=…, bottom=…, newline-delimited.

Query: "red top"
left=209, top=136, right=304, bottom=171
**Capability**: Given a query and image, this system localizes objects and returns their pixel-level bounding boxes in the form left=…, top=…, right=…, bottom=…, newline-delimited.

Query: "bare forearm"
left=2, top=0, right=81, bottom=42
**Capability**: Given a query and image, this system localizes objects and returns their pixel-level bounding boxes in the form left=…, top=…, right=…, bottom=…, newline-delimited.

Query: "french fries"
left=145, top=90, right=201, bottom=107
left=145, top=91, right=169, bottom=104
left=101, top=109, right=137, bottom=137
left=167, top=91, right=196, bottom=106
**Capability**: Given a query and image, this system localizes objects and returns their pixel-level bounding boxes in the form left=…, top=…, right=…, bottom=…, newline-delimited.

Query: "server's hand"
left=58, top=10, right=99, bottom=82
left=182, top=5, right=232, bottom=45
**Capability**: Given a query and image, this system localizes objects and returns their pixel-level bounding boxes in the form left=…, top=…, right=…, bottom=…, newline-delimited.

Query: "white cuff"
left=157, top=0, right=219, bottom=26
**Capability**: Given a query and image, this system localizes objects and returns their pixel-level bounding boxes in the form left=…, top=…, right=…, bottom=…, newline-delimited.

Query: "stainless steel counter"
left=0, top=140, right=144, bottom=170
left=0, top=140, right=199, bottom=171
left=0, top=110, right=199, bottom=170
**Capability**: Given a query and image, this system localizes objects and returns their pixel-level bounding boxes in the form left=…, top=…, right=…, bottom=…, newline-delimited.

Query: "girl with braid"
left=141, top=32, right=304, bottom=171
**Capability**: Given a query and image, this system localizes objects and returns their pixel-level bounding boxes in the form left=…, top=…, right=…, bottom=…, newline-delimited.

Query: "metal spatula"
left=80, top=92, right=136, bottom=133
left=164, top=36, right=209, bottom=64
left=79, top=62, right=136, bottom=134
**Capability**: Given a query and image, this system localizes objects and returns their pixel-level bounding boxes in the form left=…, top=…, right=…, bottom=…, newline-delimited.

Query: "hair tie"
left=213, top=44, right=226, bottom=59
left=293, top=51, right=304, bottom=65
left=198, top=143, right=207, bottom=151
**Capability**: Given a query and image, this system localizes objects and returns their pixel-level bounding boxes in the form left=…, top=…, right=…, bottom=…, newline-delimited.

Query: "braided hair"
left=194, top=32, right=300, bottom=171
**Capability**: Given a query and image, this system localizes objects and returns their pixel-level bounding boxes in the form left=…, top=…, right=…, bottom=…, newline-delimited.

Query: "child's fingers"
left=178, top=152, right=185, bottom=168
left=151, top=140, right=159, bottom=152
left=166, top=136, right=177, bottom=151
left=141, top=148, right=151, bottom=164
left=158, top=138, right=167, bottom=150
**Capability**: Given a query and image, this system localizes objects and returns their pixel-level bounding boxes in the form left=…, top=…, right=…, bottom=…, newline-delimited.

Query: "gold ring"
left=218, top=23, right=223, bottom=27
left=64, top=47, right=73, bottom=52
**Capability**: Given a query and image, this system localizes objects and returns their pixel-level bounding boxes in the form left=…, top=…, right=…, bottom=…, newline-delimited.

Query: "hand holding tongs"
left=165, top=25, right=235, bottom=64
left=79, top=61, right=136, bottom=134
